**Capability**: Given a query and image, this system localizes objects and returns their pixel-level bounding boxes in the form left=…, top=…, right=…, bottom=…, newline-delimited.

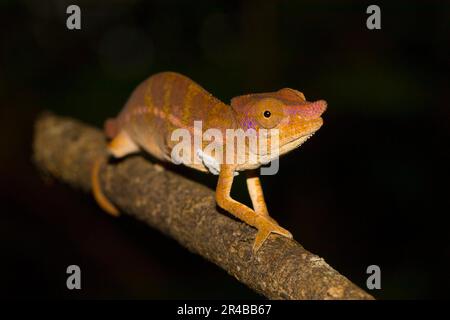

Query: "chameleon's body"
left=92, top=71, right=326, bottom=251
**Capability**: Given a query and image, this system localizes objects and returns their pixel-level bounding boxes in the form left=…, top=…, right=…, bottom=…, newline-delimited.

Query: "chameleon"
left=91, top=71, right=327, bottom=252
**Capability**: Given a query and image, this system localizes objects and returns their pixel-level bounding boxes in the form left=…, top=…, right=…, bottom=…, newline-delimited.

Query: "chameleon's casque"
left=92, top=71, right=326, bottom=252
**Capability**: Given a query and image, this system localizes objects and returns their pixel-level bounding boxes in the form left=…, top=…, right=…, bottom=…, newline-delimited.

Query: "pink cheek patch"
left=242, top=118, right=256, bottom=130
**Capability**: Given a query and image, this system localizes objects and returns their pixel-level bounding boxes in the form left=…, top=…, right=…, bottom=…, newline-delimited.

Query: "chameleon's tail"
left=91, top=157, right=120, bottom=217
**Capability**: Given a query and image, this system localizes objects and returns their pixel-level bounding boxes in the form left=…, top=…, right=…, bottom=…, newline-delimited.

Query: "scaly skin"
left=92, top=71, right=327, bottom=252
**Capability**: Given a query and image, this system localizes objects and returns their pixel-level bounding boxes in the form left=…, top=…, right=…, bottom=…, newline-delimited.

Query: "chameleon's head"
left=231, top=88, right=327, bottom=162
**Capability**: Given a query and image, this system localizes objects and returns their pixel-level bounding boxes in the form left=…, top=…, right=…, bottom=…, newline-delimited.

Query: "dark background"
left=0, top=0, right=449, bottom=299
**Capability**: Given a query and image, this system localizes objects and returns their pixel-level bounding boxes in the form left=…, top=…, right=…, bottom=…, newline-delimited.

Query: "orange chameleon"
left=92, top=72, right=327, bottom=252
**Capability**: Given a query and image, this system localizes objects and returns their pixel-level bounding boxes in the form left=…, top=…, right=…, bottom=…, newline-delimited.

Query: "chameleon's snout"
left=312, top=100, right=327, bottom=116
left=287, top=99, right=327, bottom=120
left=300, top=100, right=327, bottom=119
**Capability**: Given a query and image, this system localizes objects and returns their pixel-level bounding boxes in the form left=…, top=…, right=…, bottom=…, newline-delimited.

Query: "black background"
left=0, top=0, right=449, bottom=299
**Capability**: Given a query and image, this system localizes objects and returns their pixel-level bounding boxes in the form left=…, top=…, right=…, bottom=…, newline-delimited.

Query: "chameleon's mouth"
left=284, top=117, right=322, bottom=143
left=253, top=129, right=316, bottom=161
left=248, top=117, right=323, bottom=160
left=277, top=116, right=323, bottom=155
left=281, top=132, right=315, bottom=153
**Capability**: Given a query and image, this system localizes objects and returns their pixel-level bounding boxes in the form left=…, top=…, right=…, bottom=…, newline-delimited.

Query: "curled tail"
left=91, top=157, right=120, bottom=217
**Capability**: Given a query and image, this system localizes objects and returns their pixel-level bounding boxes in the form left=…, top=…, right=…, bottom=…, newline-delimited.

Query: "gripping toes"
left=252, top=216, right=293, bottom=252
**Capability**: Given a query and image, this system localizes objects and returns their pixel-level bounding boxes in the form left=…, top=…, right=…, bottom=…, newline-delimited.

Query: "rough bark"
left=32, top=113, right=374, bottom=300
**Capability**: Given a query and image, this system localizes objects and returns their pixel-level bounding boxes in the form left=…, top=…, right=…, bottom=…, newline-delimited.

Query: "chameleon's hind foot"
left=252, top=216, right=293, bottom=252
left=91, top=130, right=139, bottom=217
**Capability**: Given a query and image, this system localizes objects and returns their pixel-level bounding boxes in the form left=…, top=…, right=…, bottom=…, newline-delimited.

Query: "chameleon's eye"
left=255, top=98, right=284, bottom=129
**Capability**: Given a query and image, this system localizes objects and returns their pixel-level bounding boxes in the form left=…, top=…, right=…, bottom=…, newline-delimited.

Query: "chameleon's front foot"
left=253, top=216, right=293, bottom=252
left=217, top=165, right=294, bottom=253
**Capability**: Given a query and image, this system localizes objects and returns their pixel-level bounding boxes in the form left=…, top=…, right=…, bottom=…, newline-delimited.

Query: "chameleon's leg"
left=216, top=165, right=293, bottom=252
left=245, top=170, right=269, bottom=217
left=107, top=130, right=140, bottom=158
left=91, top=130, right=139, bottom=217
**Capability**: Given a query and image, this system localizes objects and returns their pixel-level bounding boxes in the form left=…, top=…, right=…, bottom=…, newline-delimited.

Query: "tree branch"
left=32, top=113, right=373, bottom=300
